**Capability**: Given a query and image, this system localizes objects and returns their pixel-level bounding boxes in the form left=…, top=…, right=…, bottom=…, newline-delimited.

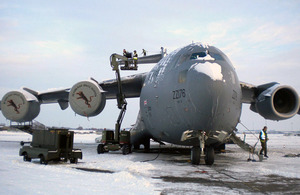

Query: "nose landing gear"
left=181, top=130, right=215, bottom=165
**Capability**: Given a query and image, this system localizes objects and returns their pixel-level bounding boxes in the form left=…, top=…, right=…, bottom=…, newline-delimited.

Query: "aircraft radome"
left=1, top=43, right=299, bottom=165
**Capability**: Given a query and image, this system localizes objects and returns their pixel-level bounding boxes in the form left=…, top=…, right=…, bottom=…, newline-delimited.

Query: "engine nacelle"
left=1, top=90, right=40, bottom=122
left=69, top=79, right=106, bottom=117
left=252, top=84, right=299, bottom=120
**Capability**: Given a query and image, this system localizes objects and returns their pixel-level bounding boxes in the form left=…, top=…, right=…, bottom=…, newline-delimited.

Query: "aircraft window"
left=190, top=52, right=207, bottom=60
left=210, top=53, right=224, bottom=61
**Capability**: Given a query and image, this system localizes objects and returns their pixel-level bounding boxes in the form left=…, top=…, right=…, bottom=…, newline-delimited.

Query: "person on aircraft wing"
left=123, top=49, right=129, bottom=68
left=133, top=50, right=138, bottom=68
left=259, top=126, right=269, bottom=158
left=142, top=49, right=147, bottom=56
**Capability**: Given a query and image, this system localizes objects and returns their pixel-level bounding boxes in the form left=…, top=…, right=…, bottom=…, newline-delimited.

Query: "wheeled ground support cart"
left=19, top=129, right=82, bottom=164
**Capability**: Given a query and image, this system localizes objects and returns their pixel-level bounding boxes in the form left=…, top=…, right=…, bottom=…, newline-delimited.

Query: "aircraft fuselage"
left=138, top=43, right=242, bottom=146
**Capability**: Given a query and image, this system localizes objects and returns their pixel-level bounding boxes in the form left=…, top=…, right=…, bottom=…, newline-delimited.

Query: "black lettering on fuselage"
left=172, top=89, right=186, bottom=100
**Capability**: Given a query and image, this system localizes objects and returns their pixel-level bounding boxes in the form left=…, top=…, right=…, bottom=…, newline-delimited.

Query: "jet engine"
left=251, top=84, right=299, bottom=120
left=1, top=90, right=40, bottom=122
left=69, top=79, right=106, bottom=117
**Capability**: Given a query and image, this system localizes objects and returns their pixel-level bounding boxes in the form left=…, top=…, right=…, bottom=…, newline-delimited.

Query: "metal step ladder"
left=230, top=132, right=263, bottom=161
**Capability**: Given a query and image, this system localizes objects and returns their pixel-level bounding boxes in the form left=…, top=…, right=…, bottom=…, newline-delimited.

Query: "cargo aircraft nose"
left=184, top=57, right=241, bottom=132
left=184, top=61, right=224, bottom=129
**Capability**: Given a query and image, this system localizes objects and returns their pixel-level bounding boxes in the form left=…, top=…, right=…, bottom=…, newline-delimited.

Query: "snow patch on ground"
left=1, top=132, right=300, bottom=194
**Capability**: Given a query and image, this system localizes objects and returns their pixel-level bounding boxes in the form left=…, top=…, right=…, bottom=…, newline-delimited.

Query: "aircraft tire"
left=70, top=158, right=78, bottom=164
left=133, top=143, right=140, bottom=150
left=122, top=144, right=130, bottom=155
left=205, top=146, right=215, bottom=165
left=97, top=144, right=105, bottom=154
left=23, top=153, right=31, bottom=162
left=191, top=146, right=200, bottom=165
left=39, top=155, right=48, bottom=165
left=143, top=139, right=150, bottom=153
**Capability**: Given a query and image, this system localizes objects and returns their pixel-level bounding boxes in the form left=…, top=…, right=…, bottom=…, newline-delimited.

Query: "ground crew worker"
left=259, top=126, right=268, bottom=158
left=142, top=49, right=147, bottom=56
left=123, top=49, right=129, bottom=68
left=133, top=50, right=138, bottom=69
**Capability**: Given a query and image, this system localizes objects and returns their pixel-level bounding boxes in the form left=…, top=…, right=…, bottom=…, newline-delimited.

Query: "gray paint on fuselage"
left=137, top=43, right=242, bottom=146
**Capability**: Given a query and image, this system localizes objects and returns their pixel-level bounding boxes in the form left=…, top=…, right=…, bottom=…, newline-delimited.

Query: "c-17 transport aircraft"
left=1, top=43, right=299, bottom=165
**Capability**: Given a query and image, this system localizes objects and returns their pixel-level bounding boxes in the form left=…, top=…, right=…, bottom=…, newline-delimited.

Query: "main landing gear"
left=181, top=130, right=215, bottom=165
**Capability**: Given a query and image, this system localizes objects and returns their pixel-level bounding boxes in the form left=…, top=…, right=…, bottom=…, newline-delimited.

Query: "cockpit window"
left=210, top=53, right=224, bottom=61
left=190, top=52, right=207, bottom=60
left=190, top=51, right=224, bottom=61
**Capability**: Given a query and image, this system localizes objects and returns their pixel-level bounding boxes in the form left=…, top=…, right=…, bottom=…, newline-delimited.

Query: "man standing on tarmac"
left=259, top=126, right=269, bottom=158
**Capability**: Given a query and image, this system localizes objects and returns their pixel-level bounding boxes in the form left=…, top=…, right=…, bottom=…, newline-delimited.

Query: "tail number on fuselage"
left=173, top=89, right=186, bottom=100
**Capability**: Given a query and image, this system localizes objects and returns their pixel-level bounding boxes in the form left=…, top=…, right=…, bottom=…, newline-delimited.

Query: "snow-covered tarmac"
left=0, top=131, right=300, bottom=194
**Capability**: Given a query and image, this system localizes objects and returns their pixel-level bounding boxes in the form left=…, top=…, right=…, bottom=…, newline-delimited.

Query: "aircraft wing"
left=27, top=53, right=158, bottom=104
left=37, top=88, right=70, bottom=103
left=36, top=88, right=70, bottom=110
left=240, top=81, right=260, bottom=103
left=0, top=72, right=147, bottom=122
left=100, top=72, right=147, bottom=99
left=118, top=54, right=164, bottom=65
left=37, top=73, right=147, bottom=103
left=240, top=81, right=300, bottom=120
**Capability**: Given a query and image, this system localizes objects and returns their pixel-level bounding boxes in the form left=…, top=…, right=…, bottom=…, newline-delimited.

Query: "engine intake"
left=252, top=84, right=299, bottom=120
left=69, top=79, right=106, bottom=117
left=1, top=90, right=40, bottom=122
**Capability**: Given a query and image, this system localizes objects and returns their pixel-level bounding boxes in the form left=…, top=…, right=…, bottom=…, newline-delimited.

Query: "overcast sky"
left=1, top=0, right=300, bottom=131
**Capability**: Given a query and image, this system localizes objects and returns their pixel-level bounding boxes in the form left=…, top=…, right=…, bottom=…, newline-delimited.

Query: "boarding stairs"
left=9, top=121, right=47, bottom=134
left=230, top=132, right=263, bottom=161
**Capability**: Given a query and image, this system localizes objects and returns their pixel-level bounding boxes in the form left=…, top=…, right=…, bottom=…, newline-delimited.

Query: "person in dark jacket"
left=133, top=50, right=138, bottom=68
left=142, top=49, right=147, bottom=56
left=123, top=49, right=129, bottom=68
left=259, top=126, right=268, bottom=158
